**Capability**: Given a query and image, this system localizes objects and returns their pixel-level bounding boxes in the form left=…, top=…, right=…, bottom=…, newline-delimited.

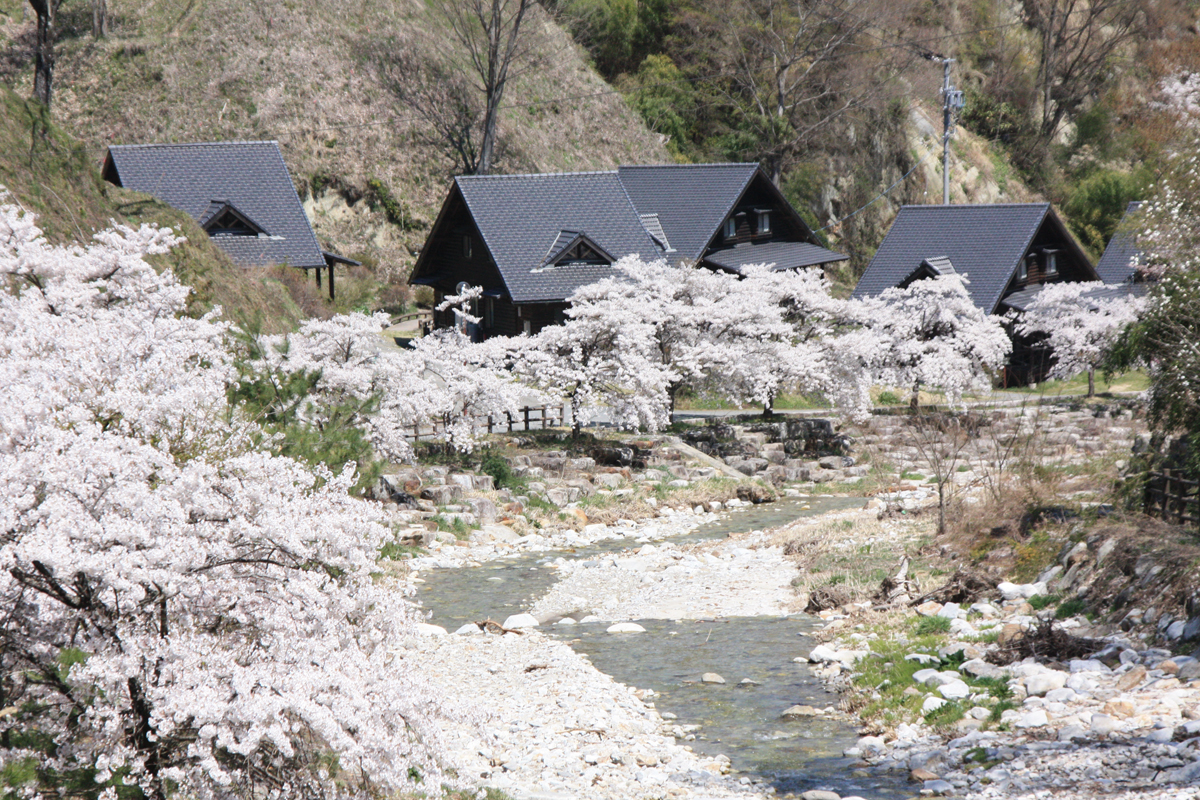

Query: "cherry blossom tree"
left=517, top=282, right=673, bottom=434
left=0, top=197, right=462, bottom=800
left=1015, top=282, right=1145, bottom=396
left=861, top=275, right=1012, bottom=409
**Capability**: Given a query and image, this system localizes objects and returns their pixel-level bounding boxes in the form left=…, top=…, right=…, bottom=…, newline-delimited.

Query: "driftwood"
left=987, top=620, right=1104, bottom=665
left=475, top=619, right=524, bottom=635
left=805, top=582, right=854, bottom=612
left=873, top=557, right=919, bottom=606
left=910, top=567, right=994, bottom=606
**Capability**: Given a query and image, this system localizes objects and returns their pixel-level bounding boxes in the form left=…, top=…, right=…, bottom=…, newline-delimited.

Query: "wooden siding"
left=999, top=217, right=1094, bottom=300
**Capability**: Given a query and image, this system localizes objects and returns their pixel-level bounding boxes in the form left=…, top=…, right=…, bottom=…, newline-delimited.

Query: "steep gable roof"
left=103, top=141, right=325, bottom=269
left=1096, top=201, right=1144, bottom=284
left=854, top=203, right=1062, bottom=314
left=617, top=163, right=760, bottom=261
left=703, top=240, right=848, bottom=274
left=454, top=171, right=662, bottom=304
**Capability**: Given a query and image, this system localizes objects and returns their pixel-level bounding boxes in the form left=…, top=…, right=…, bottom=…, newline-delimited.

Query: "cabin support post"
left=328, top=264, right=335, bottom=301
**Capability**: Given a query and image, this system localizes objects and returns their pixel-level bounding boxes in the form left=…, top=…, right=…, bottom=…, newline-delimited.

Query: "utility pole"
left=938, top=58, right=965, bottom=205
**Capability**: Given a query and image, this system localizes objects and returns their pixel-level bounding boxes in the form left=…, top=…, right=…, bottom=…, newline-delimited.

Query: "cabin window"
left=207, top=210, right=258, bottom=237
left=723, top=217, right=736, bottom=239
left=757, top=211, right=771, bottom=234
left=484, top=297, right=495, bottom=328
left=1045, top=251, right=1058, bottom=276
left=1019, top=255, right=1031, bottom=280
left=462, top=235, right=472, bottom=259
left=554, top=241, right=607, bottom=265
left=523, top=320, right=531, bottom=336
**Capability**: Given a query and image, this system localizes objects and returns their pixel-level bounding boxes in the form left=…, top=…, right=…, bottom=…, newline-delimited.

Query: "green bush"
left=913, top=615, right=952, bottom=635
left=1027, top=593, right=1061, bottom=611
left=1056, top=597, right=1088, bottom=619
left=481, top=449, right=524, bottom=490
left=876, top=390, right=901, bottom=405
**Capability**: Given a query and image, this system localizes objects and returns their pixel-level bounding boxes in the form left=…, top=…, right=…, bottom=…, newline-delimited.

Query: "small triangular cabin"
left=102, top=141, right=357, bottom=298
left=408, top=163, right=847, bottom=339
left=852, top=203, right=1100, bottom=386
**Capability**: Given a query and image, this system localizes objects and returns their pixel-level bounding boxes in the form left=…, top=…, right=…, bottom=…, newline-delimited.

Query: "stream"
left=416, top=497, right=913, bottom=799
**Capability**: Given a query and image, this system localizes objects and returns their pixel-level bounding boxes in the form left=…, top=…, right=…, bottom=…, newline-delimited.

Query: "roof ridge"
left=618, top=162, right=758, bottom=169
left=457, top=169, right=619, bottom=181
left=108, top=140, right=281, bottom=149
left=899, top=202, right=1051, bottom=210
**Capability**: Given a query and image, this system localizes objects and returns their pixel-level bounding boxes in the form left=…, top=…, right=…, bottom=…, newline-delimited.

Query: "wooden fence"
left=404, top=404, right=568, bottom=441
left=1144, top=469, right=1200, bottom=527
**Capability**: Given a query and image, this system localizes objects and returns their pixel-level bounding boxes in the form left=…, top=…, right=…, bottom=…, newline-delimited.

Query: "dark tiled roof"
left=853, top=204, right=1052, bottom=313
left=1096, top=201, right=1144, bottom=284
left=618, top=164, right=759, bottom=261
left=456, top=171, right=661, bottom=304
left=704, top=240, right=849, bottom=274
left=104, top=141, right=325, bottom=269
left=1002, top=281, right=1147, bottom=312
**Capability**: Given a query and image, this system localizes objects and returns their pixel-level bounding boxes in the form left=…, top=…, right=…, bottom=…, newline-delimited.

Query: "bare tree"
left=431, top=0, right=536, bottom=175
left=903, top=411, right=978, bottom=536
left=371, top=45, right=484, bottom=174
left=716, top=0, right=914, bottom=185
left=1021, top=0, right=1145, bottom=152
left=28, top=0, right=62, bottom=108
left=93, top=0, right=108, bottom=38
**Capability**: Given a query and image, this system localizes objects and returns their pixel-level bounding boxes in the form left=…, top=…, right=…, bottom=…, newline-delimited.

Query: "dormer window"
left=462, top=235, right=472, bottom=259
left=200, top=200, right=267, bottom=238
left=757, top=211, right=771, bottom=234
left=723, top=217, right=736, bottom=239
left=556, top=241, right=606, bottom=265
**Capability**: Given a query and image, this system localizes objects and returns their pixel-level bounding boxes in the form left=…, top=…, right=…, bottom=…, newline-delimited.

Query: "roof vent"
left=639, top=213, right=675, bottom=253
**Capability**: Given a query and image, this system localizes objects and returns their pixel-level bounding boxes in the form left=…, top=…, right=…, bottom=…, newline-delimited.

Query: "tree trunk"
left=1087, top=366, right=1095, bottom=398
left=30, top=0, right=57, bottom=109
left=910, top=381, right=921, bottom=411
left=936, top=481, right=946, bottom=535
left=92, top=0, right=107, bottom=38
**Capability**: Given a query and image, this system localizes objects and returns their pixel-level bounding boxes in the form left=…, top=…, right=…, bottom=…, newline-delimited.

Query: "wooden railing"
left=390, top=309, right=433, bottom=326
left=1145, top=468, right=1200, bottom=527
left=404, top=404, right=568, bottom=441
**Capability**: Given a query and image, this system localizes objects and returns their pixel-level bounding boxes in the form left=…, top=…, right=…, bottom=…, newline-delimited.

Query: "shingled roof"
left=853, top=204, right=1088, bottom=314
left=617, top=164, right=761, bottom=261
left=1096, top=201, right=1144, bottom=284
left=455, top=171, right=662, bottom=304
left=102, top=141, right=326, bottom=269
left=703, top=240, right=848, bottom=274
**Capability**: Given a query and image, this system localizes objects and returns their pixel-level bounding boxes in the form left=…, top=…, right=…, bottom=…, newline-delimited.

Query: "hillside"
left=0, top=0, right=670, bottom=298
left=0, top=83, right=307, bottom=332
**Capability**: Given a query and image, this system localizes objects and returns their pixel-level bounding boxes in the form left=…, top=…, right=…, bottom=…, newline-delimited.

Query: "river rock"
left=911, top=767, right=940, bottom=781
left=415, top=623, right=448, bottom=636
left=922, top=696, right=947, bottom=713
left=701, top=673, right=726, bottom=684
left=502, top=613, right=539, bottom=629
left=606, top=622, right=646, bottom=633
left=1024, top=671, right=1067, bottom=696
left=916, top=601, right=943, bottom=617
left=1017, top=709, right=1049, bottom=728
left=781, top=705, right=821, bottom=719
left=924, top=779, right=955, bottom=796
left=799, top=791, right=841, bottom=800
left=1115, top=665, right=1147, bottom=692
left=938, top=680, right=971, bottom=699
left=962, top=659, right=1004, bottom=680
left=1091, top=713, right=1118, bottom=735
left=808, top=645, right=839, bottom=663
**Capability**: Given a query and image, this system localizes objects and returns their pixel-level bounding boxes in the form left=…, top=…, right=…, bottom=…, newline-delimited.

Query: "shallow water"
left=416, top=496, right=912, bottom=799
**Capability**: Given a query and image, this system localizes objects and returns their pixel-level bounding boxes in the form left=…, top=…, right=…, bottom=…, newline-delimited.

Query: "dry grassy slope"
left=0, top=83, right=307, bottom=332
left=0, top=0, right=670, bottom=288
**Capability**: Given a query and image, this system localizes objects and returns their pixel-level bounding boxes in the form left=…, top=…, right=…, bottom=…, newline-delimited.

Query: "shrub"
left=914, top=615, right=952, bottom=635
